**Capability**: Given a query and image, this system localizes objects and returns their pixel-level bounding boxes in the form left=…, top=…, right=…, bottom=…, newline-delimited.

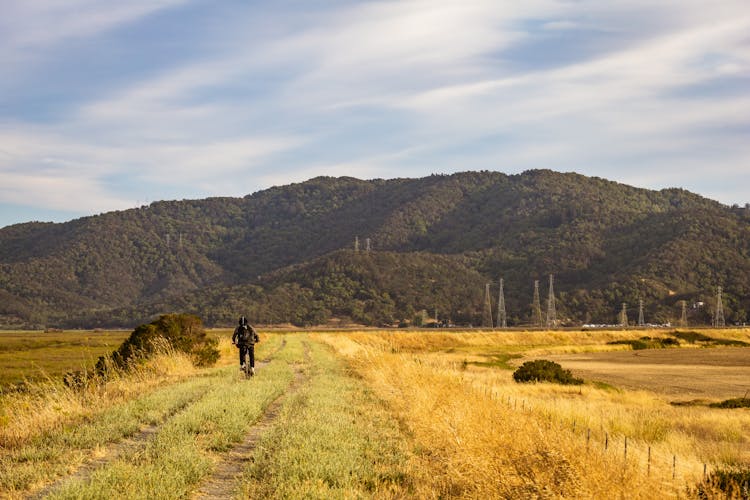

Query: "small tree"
left=513, top=359, right=583, bottom=385
left=99, top=313, right=219, bottom=372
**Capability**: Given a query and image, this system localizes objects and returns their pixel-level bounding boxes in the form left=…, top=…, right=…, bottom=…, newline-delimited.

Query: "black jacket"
left=232, top=324, right=259, bottom=345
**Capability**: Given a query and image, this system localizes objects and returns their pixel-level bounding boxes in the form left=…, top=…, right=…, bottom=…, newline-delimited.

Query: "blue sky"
left=1, top=0, right=749, bottom=228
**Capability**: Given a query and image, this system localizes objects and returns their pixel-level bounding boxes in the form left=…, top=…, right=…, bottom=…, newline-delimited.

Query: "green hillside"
left=1, top=170, right=748, bottom=328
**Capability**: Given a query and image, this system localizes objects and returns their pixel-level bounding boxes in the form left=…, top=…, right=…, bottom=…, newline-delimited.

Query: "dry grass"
left=319, top=329, right=750, bottom=498
left=0, top=339, right=198, bottom=448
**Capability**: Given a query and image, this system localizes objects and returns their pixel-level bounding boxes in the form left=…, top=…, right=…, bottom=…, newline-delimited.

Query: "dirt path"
left=29, top=341, right=289, bottom=499
left=29, top=397, right=193, bottom=500
left=192, top=341, right=310, bottom=500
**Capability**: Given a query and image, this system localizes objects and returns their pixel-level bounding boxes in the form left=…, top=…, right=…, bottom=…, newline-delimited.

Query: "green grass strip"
left=239, top=338, right=412, bottom=499
left=0, top=374, right=218, bottom=495
left=47, top=334, right=303, bottom=499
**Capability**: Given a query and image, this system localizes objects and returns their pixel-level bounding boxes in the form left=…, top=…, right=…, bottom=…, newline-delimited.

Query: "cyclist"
left=232, top=316, right=260, bottom=375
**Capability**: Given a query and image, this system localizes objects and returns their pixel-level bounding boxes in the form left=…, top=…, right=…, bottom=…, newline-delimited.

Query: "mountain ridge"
left=1, top=169, right=748, bottom=328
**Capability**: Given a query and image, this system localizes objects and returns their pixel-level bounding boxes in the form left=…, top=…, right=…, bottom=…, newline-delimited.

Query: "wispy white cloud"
left=1, top=0, right=749, bottom=227
left=0, top=0, right=189, bottom=71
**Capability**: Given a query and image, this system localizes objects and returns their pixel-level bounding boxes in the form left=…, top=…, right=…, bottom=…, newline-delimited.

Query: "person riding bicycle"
left=232, top=316, right=260, bottom=375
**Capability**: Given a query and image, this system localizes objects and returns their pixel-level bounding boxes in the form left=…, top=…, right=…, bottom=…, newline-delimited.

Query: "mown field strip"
left=28, top=376, right=221, bottom=500
left=1, top=334, right=284, bottom=499
left=237, top=337, right=412, bottom=498
left=2, top=375, right=216, bottom=498
left=193, top=340, right=310, bottom=499
left=43, top=335, right=303, bottom=500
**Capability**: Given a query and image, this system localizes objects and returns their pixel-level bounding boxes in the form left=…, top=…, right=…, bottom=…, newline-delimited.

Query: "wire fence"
left=464, top=381, right=715, bottom=495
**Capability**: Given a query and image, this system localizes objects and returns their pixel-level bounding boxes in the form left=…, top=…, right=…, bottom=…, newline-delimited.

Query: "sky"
left=1, top=0, right=749, bottom=228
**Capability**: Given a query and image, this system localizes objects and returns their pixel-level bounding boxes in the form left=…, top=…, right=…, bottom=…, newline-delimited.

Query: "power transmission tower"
left=166, top=233, right=170, bottom=248
left=483, top=282, right=493, bottom=328
left=638, top=299, right=645, bottom=327
left=354, top=236, right=359, bottom=252
left=497, top=278, right=507, bottom=328
left=620, top=303, right=628, bottom=327
left=365, top=238, right=371, bottom=252
left=679, top=300, right=688, bottom=327
left=715, top=286, right=725, bottom=327
left=532, top=280, right=543, bottom=327
left=546, top=274, right=557, bottom=328
left=179, top=232, right=183, bottom=248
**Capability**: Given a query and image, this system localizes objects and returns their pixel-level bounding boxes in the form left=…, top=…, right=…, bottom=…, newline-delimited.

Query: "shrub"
left=692, top=467, right=750, bottom=498
left=98, top=314, right=219, bottom=372
left=671, top=330, right=713, bottom=343
left=670, top=331, right=748, bottom=347
left=608, top=339, right=649, bottom=350
left=513, top=359, right=583, bottom=385
left=608, top=337, right=681, bottom=349
left=709, top=398, right=750, bottom=409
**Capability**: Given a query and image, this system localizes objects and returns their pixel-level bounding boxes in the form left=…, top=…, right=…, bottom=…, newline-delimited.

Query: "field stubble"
left=321, top=329, right=750, bottom=498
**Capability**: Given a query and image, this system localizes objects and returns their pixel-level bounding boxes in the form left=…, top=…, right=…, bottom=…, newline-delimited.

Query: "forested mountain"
left=1, top=170, right=749, bottom=328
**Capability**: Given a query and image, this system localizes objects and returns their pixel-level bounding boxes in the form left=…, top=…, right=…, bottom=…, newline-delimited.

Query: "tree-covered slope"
left=1, top=170, right=748, bottom=328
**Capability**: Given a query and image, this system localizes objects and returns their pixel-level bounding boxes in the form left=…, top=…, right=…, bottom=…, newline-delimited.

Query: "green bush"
left=709, top=398, right=750, bottom=409
left=513, top=359, right=583, bottom=385
left=693, top=467, right=750, bottom=498
left=608, top=339, right=649, bottom=350
left=671, top=330, right=713, bottom=343
left=670, top=331, right=748, bottom=347
left=98, top=313, right=219, bottom=372
left=608, top=337, right=681, bottom=350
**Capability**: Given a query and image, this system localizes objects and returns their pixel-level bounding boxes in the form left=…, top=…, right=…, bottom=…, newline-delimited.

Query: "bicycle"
left=241, top=349, right=255, bottom=378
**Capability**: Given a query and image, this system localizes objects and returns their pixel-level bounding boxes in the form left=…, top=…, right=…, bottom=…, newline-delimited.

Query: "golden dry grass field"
left=318, top=327, right=750, bottom=497
left=1, top=327, right=748, bottom=498
left=543, top=347, right=750, bottom=400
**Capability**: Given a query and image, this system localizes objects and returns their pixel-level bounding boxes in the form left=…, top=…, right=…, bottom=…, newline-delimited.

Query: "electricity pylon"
left=532, top=280, right=543, bottom=327
left=546, top=274, right=557, bottom=328
left=715, top=286, right=725, bottom=327
left=483, top=282, right=493, bottom=328
left=638, top=299, right=645, bottom=327
left=620, top=303, right=628, bottom=327
left=497, top=278, right=507, bottom=328
left=679, top=300, right=688, bottom=327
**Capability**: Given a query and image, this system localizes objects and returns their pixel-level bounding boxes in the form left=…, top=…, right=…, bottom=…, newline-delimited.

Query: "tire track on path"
left=29, top=339, right=289, bottom=499
left=193, top=340, right=310, bottom=500
left=28, top=390, right=200, bottom=500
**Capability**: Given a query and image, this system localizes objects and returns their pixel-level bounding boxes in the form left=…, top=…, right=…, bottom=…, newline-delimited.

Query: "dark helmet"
left=239, top=316, right=247, bottom=326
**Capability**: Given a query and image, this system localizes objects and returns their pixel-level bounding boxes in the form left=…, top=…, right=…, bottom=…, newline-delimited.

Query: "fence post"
left=647, top=446, right=651, bottom=477
left=624, top=437, right=628, bottom=462
left=586, top=428, right=591, bottom=451
left=672, top=455, right=676, bottom=480
left=605, top=432, right=609, bottom=451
